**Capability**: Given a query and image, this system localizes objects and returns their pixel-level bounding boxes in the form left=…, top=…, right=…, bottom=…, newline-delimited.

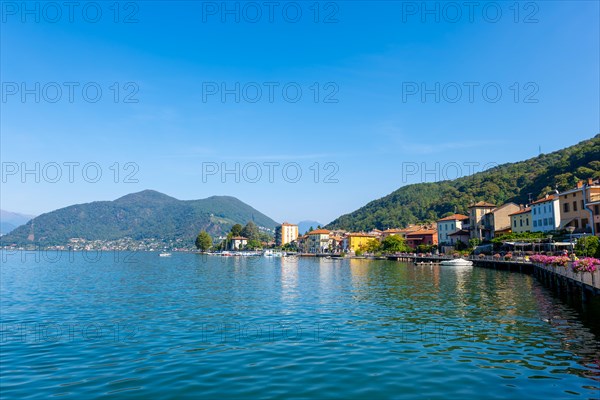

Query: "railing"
left=533, top=262, right=600, bottom=289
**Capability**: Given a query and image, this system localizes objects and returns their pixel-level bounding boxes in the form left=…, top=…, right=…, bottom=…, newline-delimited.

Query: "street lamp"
left=566, top=226, right=575, bottom=255
left=547, top=235, right=553, bottom=254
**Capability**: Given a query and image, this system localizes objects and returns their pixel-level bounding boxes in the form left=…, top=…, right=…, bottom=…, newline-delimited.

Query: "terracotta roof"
left=530, top=195, right=556, bottom=205
left=347, top=233, right=377, bottom=238
left=230, top=236, right=248, bottom=240
left=469, top=201, right=496, bottom=208
left=281, top=222, right=297, bottom=226
left=407, top=229, right=437, bottom=236
left=437, top=214, right=469, bottom=222
left=307, top=229, right=330, bottom=235
left=448, top=229, right=470, bottom=236
left=508, top=208, right=531, bottom=216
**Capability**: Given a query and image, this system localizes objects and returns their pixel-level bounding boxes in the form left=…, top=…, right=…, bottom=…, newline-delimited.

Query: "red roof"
left=530, top=195, right=556, bottom=205
left=437, top=214, right=469, bottom=222
left=347, top=233, right=377, bottom=238
left=307, top=229, right=330, bottom=235
left=230, top=236, right=248, bottom=240
left=508, top=208, right=531, bottom=216
left=469, top=201, right=496, bottom=208
left=448, top=229, right=470, bottom=236
left=407, top=229, right=437, bottom=236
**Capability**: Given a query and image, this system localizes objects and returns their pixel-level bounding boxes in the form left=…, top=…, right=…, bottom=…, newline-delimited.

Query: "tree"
left=246, top=239, right=262, bottom=250
left=416, top=244, right=437, bottom=254
left=575, top=236, right=600, bottom=258
left=454, top=240, right=468, bottom=251
left=230, top=224, right=243, bottom=236
left=241, top=221, right=260, bottom=241
left=364, top=239, right=381, bottom=253
left=195, top=231, right=212, bottom=252
left=469, top=238, right=481, bottom=249
left=381, top=235, right=411, bottom=253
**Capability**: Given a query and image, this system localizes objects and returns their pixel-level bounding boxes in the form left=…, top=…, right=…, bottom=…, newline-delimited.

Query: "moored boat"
left=440, top=258, right=473, bottom=266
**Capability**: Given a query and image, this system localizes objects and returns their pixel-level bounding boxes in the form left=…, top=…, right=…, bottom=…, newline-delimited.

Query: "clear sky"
left=1, top=1, right=599, bottom=225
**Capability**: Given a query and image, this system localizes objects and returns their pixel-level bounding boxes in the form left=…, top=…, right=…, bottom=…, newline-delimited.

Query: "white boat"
left=440, top=258, right=473, bottom=266
left=159, top=252, right=172, bottom=257
left=263, top=250, right=283, bottom=257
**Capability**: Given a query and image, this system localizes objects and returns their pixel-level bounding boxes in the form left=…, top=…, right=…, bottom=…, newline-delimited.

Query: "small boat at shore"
left=264, top=250, right=283, bottom=257
left=440, top=258, right=473, bottom=266
left=159, top=252, right=172, bottom=257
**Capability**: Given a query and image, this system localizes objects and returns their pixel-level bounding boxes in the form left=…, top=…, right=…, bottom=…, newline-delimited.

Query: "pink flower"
left=572, top=258, right=600, bottom=274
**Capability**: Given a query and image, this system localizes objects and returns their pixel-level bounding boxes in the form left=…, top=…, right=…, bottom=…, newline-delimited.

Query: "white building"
left=436, top=214, right=469, bottom=245
left=306, top=229, right=331, bottom=253
left=229, top=236, right=248, bottom=250
left=530, top=194, right=560, bottom=233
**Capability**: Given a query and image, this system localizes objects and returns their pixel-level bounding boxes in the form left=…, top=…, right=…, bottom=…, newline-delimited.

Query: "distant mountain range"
left=297, top=220, right=322, bottom=235
left=327, top=134, right=600, bottom=231
left=0, top=190, right=278, bottom=246
left=0, top=210, right=35, bottom=235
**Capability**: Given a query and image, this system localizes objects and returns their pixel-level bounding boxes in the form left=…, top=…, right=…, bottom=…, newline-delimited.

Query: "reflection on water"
left=1, top=252, right=599, bottom=399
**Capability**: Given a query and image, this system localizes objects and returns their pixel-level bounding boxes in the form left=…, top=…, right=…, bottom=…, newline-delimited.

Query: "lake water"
left=1, top=251, right=599, bottom=399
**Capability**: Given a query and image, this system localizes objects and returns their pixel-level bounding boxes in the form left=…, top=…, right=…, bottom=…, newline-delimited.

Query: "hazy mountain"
left=1, top=190, right=278, bottom=246
left=0, top=210, right=35, bottom=235
left=297, top=220, right=323, bottom=235
left=327, top=134, right=600, bottom=231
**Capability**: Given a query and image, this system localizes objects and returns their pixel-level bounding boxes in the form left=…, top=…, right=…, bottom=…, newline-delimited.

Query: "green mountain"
left=1, top=190, right=279, bottom=246
left=327, top=135, right=600, bottom=231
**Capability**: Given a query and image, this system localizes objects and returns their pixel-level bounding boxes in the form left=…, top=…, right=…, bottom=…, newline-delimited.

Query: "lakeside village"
left=202, top=179, right=600, bottom=273
left=6, top=179, right=600, bottom=273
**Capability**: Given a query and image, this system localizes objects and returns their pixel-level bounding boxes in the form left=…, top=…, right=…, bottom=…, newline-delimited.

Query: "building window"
left=549, top=218, right=553, bottom=225
left=581, top=200, right=585, bottom=209
left=533, top=221, right=537, bottom=227
left=526, top=218, right=529, bottom=225
left=574, top=220, right=579, bottom=229
left=514, top=220, right=517, bottom=227
left=573, top=201, right=578, bottom=211
left=564, top=203, right=569, bottom=213
left=596, top=222, right=600, bottom=233
left=582, top=218, right=589, bottom=228
left=520, top=219, right=523, bottom=227
left=595, top=205, right=600, bottom=214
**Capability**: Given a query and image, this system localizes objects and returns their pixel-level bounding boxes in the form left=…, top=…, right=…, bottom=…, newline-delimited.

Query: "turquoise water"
left=1, top=251, right=599, bottom=399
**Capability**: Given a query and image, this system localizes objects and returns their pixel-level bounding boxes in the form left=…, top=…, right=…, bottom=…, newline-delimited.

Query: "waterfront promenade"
left=393, top=254, right=600, bottom=301
left=298, top=252, right=600, bottom=301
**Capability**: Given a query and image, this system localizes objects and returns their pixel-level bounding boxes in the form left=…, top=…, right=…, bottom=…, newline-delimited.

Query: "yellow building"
left=559, top=179, right=600, bottom=235
left=509, top=208, right=531, bottom=234
left=276, top=222, right=299, bottom=246
left=468, top=201, right=496, bottom=240
left=346, top=233, right=378, bottom=253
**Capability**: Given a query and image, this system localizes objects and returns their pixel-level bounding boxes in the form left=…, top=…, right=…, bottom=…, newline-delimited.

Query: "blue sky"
left=1, top=1, right=599, bottom=225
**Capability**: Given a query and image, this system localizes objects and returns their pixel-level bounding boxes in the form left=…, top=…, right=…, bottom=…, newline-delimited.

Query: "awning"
left=558, top=218, right=575, bottom=229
